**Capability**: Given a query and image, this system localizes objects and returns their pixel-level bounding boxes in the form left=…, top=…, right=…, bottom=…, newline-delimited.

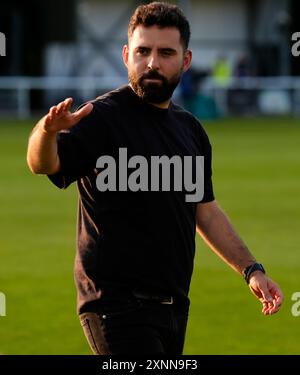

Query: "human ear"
left=183, top=49, right=192, bottom=73
left=122, top=44, right=129, bottom=68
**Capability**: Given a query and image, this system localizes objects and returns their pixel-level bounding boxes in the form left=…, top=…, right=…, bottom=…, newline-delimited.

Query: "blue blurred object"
left=180, top=69, right=219, bottom=120
left=183, top=94, right=219, bottom=120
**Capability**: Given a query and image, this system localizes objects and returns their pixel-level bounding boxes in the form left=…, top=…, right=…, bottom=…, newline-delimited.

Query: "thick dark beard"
left=129, top=69, right=182, bottom=104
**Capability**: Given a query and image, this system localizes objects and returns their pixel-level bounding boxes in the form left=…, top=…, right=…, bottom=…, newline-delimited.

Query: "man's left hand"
left=248, top=272, right=283, bottom=315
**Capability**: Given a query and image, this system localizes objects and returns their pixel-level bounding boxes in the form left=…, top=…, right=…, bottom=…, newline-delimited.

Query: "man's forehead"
left=129, top=25, right=181, bottom=49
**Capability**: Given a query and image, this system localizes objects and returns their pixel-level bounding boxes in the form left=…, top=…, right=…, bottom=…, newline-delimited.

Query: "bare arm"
left=196, top=200, right=256, bottom=273
left=27, top=98, right=93, bottom=175
left=196, top=200, right=283, bottom=315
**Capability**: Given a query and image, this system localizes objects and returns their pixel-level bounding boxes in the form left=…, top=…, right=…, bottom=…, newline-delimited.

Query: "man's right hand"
left=43, top=98, right=93, bottom=134
left=27, top=98, right=93, bottom=175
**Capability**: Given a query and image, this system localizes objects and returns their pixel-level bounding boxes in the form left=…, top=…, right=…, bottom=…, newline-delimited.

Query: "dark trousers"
left=79, top=295, right=189, bottom=355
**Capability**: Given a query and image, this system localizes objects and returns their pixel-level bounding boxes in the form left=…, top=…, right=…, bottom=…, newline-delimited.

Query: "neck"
left=148, top=99, right=170, bottom=109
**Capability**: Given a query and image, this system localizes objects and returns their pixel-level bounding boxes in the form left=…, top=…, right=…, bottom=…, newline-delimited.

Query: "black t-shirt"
left=48, top=85, right=214, bottom=314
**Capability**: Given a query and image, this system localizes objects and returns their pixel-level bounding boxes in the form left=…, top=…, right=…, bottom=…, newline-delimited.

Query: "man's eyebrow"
left=158, top=47, right=177, bottom=53
left=134, top=46, right=177, bottom=52
left=135, top=46, right=151, bottom=50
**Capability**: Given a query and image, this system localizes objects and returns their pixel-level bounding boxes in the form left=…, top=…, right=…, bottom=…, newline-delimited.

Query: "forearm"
left=27, top=116, right=60, bottom=175
left=196, top=201, right=256, bottom=274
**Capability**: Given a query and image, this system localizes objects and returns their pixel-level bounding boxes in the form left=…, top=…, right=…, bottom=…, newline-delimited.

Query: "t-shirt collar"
left=126, top=84, right=172, bottom=115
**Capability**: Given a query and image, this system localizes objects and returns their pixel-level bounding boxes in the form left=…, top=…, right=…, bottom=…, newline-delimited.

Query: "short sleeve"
left=48, top=104, right=107, bottom=189
left=197, top=123, right=215, bottom=203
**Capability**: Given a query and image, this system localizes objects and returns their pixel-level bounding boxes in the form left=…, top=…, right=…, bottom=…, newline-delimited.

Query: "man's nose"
left=147, top=53, right=160, bottom=70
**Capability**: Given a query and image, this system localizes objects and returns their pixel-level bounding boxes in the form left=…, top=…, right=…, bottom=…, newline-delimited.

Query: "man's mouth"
left=142, top=78, right=163, bottom=83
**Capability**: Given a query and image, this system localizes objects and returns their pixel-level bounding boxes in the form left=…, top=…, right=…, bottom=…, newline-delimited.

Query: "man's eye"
left=137, top=49, right=147, bottom=55
left=161, top=50, right=173, bottom=56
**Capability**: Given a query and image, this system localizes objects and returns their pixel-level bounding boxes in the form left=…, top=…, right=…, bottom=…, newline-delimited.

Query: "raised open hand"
left=43, top=98, right=93, bottom=133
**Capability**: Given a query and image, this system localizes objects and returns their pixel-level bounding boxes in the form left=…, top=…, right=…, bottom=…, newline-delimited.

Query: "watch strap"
left=242, top=263, right=265, bottom=284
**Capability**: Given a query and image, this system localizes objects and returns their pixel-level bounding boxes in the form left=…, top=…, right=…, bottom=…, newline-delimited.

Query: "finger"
left=267, top=287, right=283, bottom=314
left=274, top=294, right=283, bottom=307
left=44, top=114, right=52, bottom=126
left=49, top=106, right=57, bottom=117
left=56, top=102, right=65, bottom=115
left=268, top=300, right=275, bottom=314
left=260, top=289, right=273, bottom=305
left=263, top=302, right=272, bottom=315
left=275, top=294, right=283, bottom=306
left=63, top=97, right=73, bottom=112
left=261, top=297, right=273, bottom=315
left=269, top=304, right=281, bottom=315
left=262, top=301, right=269, bottom=314
left=72, top=102, right=93, bottom=122
left=274, top=290, right=284, bottom=305
left=265, top=298, right=282, bottom=315
left=48, top=106, right=57, bottom=122
left=269, top=297, right=282, bottom=314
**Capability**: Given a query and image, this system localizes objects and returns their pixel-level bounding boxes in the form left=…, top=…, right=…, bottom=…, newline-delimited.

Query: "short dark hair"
left=128, top=2, right=191, bottom=50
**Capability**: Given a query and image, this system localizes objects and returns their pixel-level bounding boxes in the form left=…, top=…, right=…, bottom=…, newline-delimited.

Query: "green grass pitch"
left=0, top=116, right=299, bottom=354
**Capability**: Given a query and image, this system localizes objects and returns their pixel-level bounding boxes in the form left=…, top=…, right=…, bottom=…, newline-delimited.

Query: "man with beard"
left=27, top=2, right=283, bottom=355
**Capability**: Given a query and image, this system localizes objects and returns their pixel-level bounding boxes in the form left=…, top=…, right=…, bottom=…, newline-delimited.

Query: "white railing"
left=0, top=76, right=127, bottom=118
left=202, top=76, right=300, bottom=117
left=0, top=76, right=300, bottom=118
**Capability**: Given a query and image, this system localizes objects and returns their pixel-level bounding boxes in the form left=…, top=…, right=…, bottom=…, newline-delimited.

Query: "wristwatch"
left=242, top=263, right=265, bottom=284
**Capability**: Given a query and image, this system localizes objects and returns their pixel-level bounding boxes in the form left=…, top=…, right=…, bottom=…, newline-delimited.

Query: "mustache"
left=140, top=71, right=166, bottom=82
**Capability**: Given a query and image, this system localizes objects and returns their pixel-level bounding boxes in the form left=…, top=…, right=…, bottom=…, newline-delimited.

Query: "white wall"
left=187, top=0, right=248, bottom=70
left=77, top=0, right=249, bottom=74
left=45, top=0, right=250, bottom=80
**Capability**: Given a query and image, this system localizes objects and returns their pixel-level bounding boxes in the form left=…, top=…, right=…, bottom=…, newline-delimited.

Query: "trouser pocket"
left=79, top=312, right=111, bottom=355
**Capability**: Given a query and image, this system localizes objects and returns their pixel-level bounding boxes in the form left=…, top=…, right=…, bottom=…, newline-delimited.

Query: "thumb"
left=72, top=102, right=93, bottom=122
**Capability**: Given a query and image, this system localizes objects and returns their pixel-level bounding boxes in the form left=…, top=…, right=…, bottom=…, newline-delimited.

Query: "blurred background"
left=0, top=0, right=300, bottom=118
left=0, top=0, right=299, bottom=355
